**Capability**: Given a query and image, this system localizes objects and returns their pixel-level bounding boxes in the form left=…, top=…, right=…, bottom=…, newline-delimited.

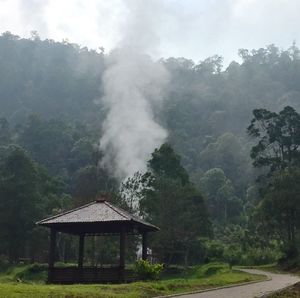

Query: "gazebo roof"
left=37, top=199, right=159, bottom=235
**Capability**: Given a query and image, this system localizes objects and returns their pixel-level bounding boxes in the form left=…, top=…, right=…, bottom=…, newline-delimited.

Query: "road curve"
left=176, top=269, right=300, bottom=298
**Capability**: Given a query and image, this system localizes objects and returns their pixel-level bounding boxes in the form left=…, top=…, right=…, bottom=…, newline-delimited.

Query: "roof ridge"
left=104, top=201, right=130, bottom=220
left=105, top=202, right=157, bottom=229
left=36, top=201, right=96, bottom=225
left=37, top=200, right=159, bottom=231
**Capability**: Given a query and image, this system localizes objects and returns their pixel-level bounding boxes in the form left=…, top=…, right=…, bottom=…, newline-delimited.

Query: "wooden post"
left=119, top=228, right=126, bottom=282
left=78, top=234, right=85, bottom=269
left=48, top=228, right=56, bottom=283
left=142, top=232, right=148, bottom=261
left=119, top=229, right=126, bottom=268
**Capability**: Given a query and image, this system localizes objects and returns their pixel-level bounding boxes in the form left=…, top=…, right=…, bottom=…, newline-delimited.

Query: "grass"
left=0, top=264, right=48, bottom=284
left=0, top=263, right=266, bottom=298
left=237, top=264, right=282, bottom=274
left=239, top=263, right=300, bottom=276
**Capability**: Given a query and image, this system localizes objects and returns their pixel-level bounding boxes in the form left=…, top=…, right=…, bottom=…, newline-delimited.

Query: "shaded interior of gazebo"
left=37, top=197, right=159, bottom=284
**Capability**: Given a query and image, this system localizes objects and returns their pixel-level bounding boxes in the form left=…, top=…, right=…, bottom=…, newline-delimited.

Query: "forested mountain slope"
left=1, top=33, right=299, bottom=184
left=1, top=32, right=300, bottom=264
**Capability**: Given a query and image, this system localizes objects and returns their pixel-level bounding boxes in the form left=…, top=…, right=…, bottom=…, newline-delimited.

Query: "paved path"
left=177, top=269, right=300, bottom=298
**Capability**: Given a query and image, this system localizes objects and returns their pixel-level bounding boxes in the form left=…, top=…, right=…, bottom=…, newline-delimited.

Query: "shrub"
left=14, top=264, right=48, bottom=282
left=195, top=263, right=230, bottom=278
left=27, top=263, right=48, bottom=273
left=203, top=240, right=224, bottom=262
left=134, top=260, right=163, bottom=280
left=241, top=246, right=283, bottom=266
left=223, top=245, right=242, bottom=268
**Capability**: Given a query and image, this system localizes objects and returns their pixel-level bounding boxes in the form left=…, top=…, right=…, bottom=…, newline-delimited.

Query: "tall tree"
left=261, top=167, right=300, bottom=250
left=247, top=106, right=300, bottom=172
left=0, top=145, right=70, bottom=262
left=0, top=146, right=40, bottom=262
left=248, top=106, right=300, bottom=255
left=200, top=168, right=243, bottom=225
left=138, top=144, right=211, bottom=264
left=148, top=143, right=189, bottom=185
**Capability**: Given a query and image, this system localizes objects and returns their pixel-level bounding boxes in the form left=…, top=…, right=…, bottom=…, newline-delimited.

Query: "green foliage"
left=14, top=264, right=48, bottom=282
left=223, top=245, right=242, bottom=268
left=248, top=106, right=300, bottom=171
left=203, top=240, right=225, bottom=262
left=134, top=260, right=163, bottom=280
left=261, top=167, right=300, bottom=248
left=0, top=33, right=105, bottom=124
left=194, top=263, right=230, bottom=278
left=203, top=240, right=281, bottom=267
left=137, top=144, right=211, bottom=265
left=241, top=247, right=282, bottom=266
left=0, top=146, right=40, bottom=262
left=148, top=143, right=189, bottom=185
left=0, top=145, right=71, bottom=263
left=0, top=264, right=48, bottom=283
left=203, top=238, right=242, bottom=267
left=278, top=253, right=300, bottom=271
left=247, top=106, right=300, bottom=262
left=199, top=133, right=252, bottom=195
left=1, top=34, right=300, bottom=268
left=203, top=224, right=283, bottom=266
left=200, top=168, right=243, bottom=224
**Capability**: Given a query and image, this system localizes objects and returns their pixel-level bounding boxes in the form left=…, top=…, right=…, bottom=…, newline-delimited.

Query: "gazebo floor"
left=48, top=267, right=136, bottom=284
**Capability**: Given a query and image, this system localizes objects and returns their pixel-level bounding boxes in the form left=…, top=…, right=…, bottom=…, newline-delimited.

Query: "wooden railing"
left=48, top=266, right=136, bottom=284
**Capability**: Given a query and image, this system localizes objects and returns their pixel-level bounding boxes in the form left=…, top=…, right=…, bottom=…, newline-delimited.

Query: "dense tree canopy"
left=139, top=144, right=211, bottom=264
left=248, top=106, right=300, bottom=172
left=248, top=106, right=300, bottom=259
left=0, top=32, right=300, bottom=265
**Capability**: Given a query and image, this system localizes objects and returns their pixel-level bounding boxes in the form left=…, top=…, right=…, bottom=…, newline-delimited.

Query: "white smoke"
left=99, top=0, right=169, bottom=180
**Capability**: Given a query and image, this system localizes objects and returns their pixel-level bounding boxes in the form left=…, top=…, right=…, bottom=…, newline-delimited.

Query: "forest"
left=0, top=31, right=300, bottom=269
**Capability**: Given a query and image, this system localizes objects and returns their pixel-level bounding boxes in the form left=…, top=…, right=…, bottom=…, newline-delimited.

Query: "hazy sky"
left=0, top=0, right=300, bottom=65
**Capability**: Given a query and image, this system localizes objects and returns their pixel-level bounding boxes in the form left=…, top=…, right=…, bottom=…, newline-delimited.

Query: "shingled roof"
left=37, top=198, right=159, bottom=235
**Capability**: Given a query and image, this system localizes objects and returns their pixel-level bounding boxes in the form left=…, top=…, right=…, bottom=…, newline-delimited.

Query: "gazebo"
left=37, top=197, right=159, bottom=284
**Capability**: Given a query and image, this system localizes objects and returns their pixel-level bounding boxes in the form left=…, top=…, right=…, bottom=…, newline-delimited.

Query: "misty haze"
left=0, top=1, right=300, bottom=297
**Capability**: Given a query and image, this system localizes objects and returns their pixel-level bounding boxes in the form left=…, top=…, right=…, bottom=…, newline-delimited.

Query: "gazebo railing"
left=48, top=266, right=136, bottom=284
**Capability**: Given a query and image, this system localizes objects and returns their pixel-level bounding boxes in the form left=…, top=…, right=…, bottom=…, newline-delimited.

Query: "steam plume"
left=99, top=0, right=169, bottom=180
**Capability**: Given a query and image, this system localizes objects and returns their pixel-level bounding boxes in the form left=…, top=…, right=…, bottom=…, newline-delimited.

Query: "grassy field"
left=0, top=263, right=265, bottom=298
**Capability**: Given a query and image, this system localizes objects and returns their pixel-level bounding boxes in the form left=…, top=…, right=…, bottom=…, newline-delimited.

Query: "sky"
left=0, top=0, right=300, bottom=65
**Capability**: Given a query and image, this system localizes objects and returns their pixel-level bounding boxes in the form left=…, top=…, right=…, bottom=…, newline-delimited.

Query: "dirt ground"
left=266, top=282, right=300, bottom=297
